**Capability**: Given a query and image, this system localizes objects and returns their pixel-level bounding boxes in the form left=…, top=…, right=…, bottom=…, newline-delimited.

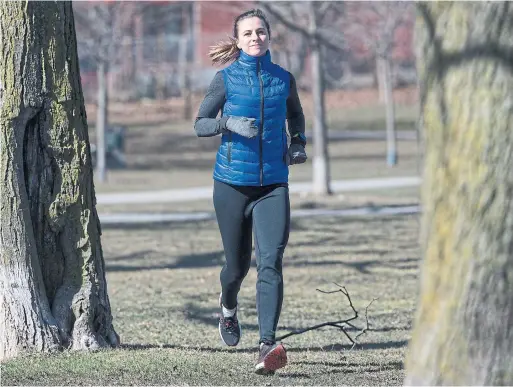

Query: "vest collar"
left=237, top=50, right=271, bottom=69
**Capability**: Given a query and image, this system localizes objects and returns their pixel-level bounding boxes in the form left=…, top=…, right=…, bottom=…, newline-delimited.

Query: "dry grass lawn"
left=2, top=90, right=423, bottom=385
left=3, top=213, right=421, bottom=385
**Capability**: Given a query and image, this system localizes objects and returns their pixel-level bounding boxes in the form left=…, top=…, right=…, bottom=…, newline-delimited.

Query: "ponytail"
left=209, top=36, right=239, bottom=66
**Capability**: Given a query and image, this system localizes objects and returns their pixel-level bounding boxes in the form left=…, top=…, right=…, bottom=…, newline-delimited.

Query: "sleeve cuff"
left=290, top=136, right=306, bottom=148
left=218, top=116, right=230, bottom=132
left=291, top=133, right=306, bottom=147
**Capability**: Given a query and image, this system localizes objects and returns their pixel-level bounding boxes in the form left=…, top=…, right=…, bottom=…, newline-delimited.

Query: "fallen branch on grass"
left=275, top=283, right=377, bottom=349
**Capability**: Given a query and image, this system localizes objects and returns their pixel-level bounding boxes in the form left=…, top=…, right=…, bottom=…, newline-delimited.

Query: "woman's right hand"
left=225, top=116, right=259, bottom=138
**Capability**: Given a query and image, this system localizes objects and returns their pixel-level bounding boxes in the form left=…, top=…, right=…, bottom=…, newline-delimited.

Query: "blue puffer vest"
left=213, top=50, right=290, bottom=186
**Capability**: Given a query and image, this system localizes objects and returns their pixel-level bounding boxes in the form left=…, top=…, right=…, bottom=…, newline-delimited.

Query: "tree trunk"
left=405, top=3, right=513, bottom=385
left=383, top=56, right=397, bottom=166
left=180, top=3, right=193, bottom=121
left=178, top=36, right=192, bottom=121
left=155, top=33, right=166, bottom=101
left=309, top=1, right=332, bottom=195
left=376, top=55, right=386, bottom=103
left=96, top=60, right=107, bottom=182
left=0, top=1, right=119, bottom=361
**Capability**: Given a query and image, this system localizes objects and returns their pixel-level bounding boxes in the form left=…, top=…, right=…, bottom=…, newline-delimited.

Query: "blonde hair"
left=209, top=36, right=239, bottom=66
left=209, top=9, right=271, bottom=66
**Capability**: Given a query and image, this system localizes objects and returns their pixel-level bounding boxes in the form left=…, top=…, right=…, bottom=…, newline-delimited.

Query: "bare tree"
left=344, top=2, right=414, bottom=166
left=259, top=1, right=346, bottom=195
left=179, top=2, right=194, bottom=121
left=405, top=2, right=513, bottom=385
left=270, top=23, right=309, bottom=81
left=308, top=2, right=331, bottom=194
left=74, top=2, right=136, bottom=182
left=0, top=1, right=118, bottom=360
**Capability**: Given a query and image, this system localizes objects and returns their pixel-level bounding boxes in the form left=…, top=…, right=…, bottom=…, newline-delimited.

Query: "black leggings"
left=213, top=179, right=290, bottom=343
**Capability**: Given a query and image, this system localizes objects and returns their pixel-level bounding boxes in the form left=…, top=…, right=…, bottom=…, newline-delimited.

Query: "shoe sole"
left=255, top=343, right=287, bottom=375
left=218, top=293, right=241, bottom=347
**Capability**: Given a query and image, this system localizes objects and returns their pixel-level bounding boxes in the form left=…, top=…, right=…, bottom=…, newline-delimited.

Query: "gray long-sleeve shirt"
left=194, top=71, right=306, bottom=146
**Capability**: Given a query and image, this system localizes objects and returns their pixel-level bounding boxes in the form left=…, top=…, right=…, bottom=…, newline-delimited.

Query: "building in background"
left=76, top=1, right=415, bottom=102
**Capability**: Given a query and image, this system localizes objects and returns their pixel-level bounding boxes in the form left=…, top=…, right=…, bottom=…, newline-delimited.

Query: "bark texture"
left=0, top=1, right=118, bottom=361
left=405, top=3, right=513, bottom=385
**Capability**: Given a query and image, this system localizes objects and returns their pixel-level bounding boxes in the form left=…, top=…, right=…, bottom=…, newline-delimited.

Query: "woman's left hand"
left=286, top=144, right=307, bottom=165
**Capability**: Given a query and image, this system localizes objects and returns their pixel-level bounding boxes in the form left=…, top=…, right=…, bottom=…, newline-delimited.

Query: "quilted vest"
left=213, top=50, right=290, bottom=186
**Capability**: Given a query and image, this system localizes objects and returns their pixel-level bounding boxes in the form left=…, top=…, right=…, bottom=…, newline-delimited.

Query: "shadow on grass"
left=106, top=250, right=155, bottom=262
left=181, top=298, right=412, bottom=339
left=105, top=252, right=418, bottom=274
left=101, top=219, right=213, bottom=231
left=288, top=257, right=420, bottom=274
left=120, top=343, right=256, bottom=353
left=292, top=236, right=339, bottom=248
left=101, top=206, right=415, bottom=232
left=294, top=359, right=404, bottom=373
left=181, top=301, right=306, bottom=333
left=105, top=249, right=419, bottom=273
left=120, top=340, right=408, bottom=353
left=292, top=236, right=390, bottom=249
left=285, top=340, right=409, bottom=351
left=277, top=372, right=311, bottom=378
left=106, top=250, right=225, bottom=272
left=369, top=325, right=411, bottom=333
left=289, top=213, right=412, bottom=232
left=102, top=209, right=418, bottom=273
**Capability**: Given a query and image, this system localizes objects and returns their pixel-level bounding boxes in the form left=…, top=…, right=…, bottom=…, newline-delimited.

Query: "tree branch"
left=275, top=283, right=377, bottom=349
left=258, top=2, right=310, bottom=39
left=257, top=1, right=347, bottom=53
left=352, top=297, right=377, bottom=349
left=342, top=1, right=414, bottom=58
left=74, top=2, right=140, bottom=65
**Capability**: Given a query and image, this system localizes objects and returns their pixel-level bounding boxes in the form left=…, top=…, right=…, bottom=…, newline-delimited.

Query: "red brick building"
left=76, top=1, right=415, bottom=99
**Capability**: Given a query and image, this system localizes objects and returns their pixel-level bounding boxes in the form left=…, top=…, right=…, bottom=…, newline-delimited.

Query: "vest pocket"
left=227, top=132, right=232, bottom=163
left=282, top=128, right=287, bottom=164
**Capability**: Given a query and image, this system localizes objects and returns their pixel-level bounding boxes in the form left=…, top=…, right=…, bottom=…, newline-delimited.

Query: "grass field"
left=3, top=213, right=421, bottom=385
left=86, top=90, right=420, bottom=194
left=91, top=114, right=421, bottom=194
left=94, top=138, right=421, bottom=195
left=2, top=90, right=423, bottom=385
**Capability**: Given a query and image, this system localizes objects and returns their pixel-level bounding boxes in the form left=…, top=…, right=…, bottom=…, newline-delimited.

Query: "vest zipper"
left=258, top=58, right=264, bottom=186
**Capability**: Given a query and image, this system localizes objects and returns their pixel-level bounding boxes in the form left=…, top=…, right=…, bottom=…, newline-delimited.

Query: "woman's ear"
left=236, top=39, right=241, bottom=49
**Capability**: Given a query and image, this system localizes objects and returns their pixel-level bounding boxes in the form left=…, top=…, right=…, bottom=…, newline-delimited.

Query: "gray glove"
left=286, top=143, right=307, bottom=165
left=225, top=116, right=259, bottom=138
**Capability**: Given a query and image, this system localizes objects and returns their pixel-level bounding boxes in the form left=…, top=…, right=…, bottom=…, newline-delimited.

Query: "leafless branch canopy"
left=257, top=1, right=346, bottom=53
left=343, top=1, right=414, bottom=58
left=258, top=1, right=413, bottom=58
left=74, top=2, right=135, bottom=63
left=73, top=2, right=185, bottom=66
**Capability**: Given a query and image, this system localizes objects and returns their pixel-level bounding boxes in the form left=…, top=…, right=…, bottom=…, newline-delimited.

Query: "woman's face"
left=236, top=17, right=269, bottom=57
